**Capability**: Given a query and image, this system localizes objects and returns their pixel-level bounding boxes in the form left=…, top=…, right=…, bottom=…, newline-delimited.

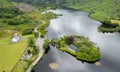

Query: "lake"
left=33, top=9, right=120, bottom=72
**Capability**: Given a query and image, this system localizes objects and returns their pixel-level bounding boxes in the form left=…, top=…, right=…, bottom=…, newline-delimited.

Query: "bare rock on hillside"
left=16, top=3, right=36, bottom=12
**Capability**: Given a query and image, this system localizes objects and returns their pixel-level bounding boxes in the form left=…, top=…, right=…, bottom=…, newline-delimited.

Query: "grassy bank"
left=37, top=12, right=59, bottom=38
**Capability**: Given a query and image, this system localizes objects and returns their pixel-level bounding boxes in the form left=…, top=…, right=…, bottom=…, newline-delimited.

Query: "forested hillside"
left=11, top=0, right=120, bottom=20
left=67, top=0, right=120, bottom=19
left=11, top=0, right=120, bottom=32
left=0, top=0, right=57, bottom=38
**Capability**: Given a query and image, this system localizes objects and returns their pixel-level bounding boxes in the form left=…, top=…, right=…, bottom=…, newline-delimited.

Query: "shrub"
left=65, top=36, right=74, bottom=45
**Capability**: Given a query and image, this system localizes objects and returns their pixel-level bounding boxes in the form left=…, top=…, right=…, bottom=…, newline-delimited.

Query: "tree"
left=65, top=36, right=74, bottom=45
left=28, top=38, right=35, bottom=47
left=34, top=32, right=39, bottom=38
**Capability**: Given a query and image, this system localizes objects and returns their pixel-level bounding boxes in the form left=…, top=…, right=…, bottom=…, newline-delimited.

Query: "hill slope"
left=11, top=0, right=120, bottom=32
left=11, top=0, right=120, bottom=20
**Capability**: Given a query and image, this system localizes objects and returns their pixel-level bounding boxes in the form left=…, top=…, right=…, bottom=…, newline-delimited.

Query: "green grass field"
left=111, top=20, right=120, bottom=25
left=0, top=35, right=33, bottom=72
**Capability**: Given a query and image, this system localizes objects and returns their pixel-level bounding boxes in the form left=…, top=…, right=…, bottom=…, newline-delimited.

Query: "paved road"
left=26, top=20, right=46, bottom=72
left=26, top=37, right=45, bottom=72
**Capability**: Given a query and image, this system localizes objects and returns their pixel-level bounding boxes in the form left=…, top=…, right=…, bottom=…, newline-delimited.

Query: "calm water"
left=33, top=9, right=120, bottom=72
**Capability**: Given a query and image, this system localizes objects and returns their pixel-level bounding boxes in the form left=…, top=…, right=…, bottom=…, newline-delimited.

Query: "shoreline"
left=26, top=37, right=45, bottom=72
left=26, top=22, right=46, bottom=72
left=61, top=7, right=120, bottom=33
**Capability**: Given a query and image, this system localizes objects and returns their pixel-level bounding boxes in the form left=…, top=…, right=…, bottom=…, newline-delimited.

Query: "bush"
left=43, top=39, right=50, bottom=50
left=22, top=29, right=33, bottom=35
left=8, top=16, right=32, bottom=25
left=34, top=32, right=39, bottom=38
left=0, top=7, right=23, bottom=18
left=28, top=38, right=35, bottom=47
left=32, top=47, right=39, bottom=55
left=27, top=50, right=31, bottom=54
left=43, top=42, right=49, bottom=49
left=65, top=36, right=74, bottom=45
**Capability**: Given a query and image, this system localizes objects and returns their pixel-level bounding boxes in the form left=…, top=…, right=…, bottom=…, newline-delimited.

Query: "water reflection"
left=33, top=9, right=120, bottom=72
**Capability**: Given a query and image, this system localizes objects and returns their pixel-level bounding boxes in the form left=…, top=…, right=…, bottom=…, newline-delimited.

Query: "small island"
left=44, top=35, right=101, bottom=62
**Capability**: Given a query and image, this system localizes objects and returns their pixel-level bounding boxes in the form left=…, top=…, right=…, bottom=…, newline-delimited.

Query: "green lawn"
left=111, top=20, right=120, bottom=25
left=0, top=35, right=33, bottom=72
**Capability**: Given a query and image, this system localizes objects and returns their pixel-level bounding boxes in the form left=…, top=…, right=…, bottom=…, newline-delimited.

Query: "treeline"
left=11, top=0, right=81, bottom=7
left=0, top=7, right=23, bottom=18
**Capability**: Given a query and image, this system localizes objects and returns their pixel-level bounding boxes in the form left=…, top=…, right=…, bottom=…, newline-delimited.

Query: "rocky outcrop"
left=16, top=3, right=36, bottom=12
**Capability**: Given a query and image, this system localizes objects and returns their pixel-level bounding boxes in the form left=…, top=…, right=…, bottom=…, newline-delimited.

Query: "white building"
left=11, top=36, right=21, bottom=42
left=11, top=33, right=22, bottom=42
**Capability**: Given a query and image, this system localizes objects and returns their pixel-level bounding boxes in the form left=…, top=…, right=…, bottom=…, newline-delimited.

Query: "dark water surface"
left=33, top=9, right=120, bottom=72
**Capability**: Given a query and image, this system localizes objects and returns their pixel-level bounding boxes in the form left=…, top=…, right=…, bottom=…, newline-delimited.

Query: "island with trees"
left=43, top=35, right=101, bottom=62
